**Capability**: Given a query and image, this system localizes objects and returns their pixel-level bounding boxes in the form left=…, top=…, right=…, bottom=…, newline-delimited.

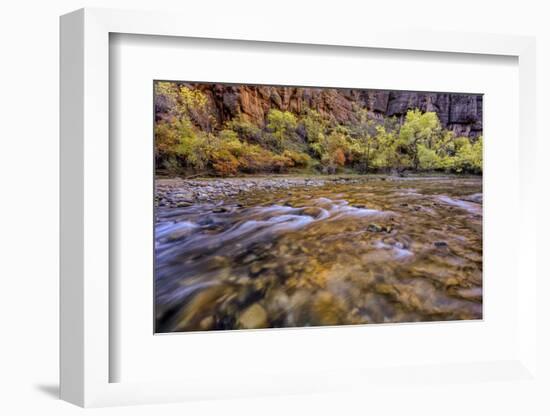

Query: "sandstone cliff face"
left=188, top=83, right=482, bottom=138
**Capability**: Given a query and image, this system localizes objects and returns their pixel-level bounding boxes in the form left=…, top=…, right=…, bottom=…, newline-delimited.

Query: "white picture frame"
left=60, top=7, right=539, bottom=408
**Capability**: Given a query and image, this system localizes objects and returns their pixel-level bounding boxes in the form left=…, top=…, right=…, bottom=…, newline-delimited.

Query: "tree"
left=417, top=144, right=440, bottom=170
left=448, top=136, right=483, bottom=173
left=266, top=109, right=298, bottom=151
left=398, top=110, right=441, bottom=169
left=312, top=126, right=353, bottom=174
left=370, top=126, right=402, bottom=171
left=472, top=136, right=483, bottom=172
left=349, top=107, right=377, bottom=172
left=301, top=109, right=327, bottom=144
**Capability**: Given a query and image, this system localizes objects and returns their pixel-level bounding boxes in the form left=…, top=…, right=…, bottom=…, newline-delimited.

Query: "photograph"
left=154, top=81, right=483, bottom=333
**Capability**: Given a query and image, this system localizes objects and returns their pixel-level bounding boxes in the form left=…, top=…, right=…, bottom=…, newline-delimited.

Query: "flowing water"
left=155, top=176, right=482, bottom=332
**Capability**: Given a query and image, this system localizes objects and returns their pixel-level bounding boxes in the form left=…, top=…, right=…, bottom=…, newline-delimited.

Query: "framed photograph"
left=153, top=80, right=484, bottom=334
left=60, top=8, right=540, bottom=408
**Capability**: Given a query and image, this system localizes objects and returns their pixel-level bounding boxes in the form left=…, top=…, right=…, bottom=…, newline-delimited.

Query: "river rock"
left=249, top=263, right=263, bottom=276
left=199, top=316, right=215, bottom=330
left=462, top=193, right=483, bottom=204
left=238, top=303, right=268, bottom=329
left=310, top=291, right=346, bottom=326
left=212, top=206, right=229, bottom=213
left=454, top=286, right=482, bottom=302
left=167, top=227, right=195, bottom=241
left=367, top=223, right=383, bottom=233
left=174, top=192, right=194, bottom=201
left=242, top=253, right=258, bottom=264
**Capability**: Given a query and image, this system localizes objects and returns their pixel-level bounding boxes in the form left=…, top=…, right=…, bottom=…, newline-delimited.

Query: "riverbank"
left=156, top=174, right=481, bottom=208
left=156, top=176, right=364, bottom=207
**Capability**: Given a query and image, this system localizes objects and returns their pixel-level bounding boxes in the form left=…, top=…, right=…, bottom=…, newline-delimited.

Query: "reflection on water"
left=155, top=176, right=482, bottom=332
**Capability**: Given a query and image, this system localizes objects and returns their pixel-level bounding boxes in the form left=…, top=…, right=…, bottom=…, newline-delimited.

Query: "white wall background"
left=0, top=0, right=548, bottom=415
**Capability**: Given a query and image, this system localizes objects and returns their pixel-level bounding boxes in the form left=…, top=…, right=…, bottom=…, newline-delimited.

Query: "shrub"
left=282, top=150, right=312, bottom=169
left=210, top=149, right=240, bottom=176
left=226, top=116, right=263, bottom=144
left=270, top=154, right=294, bottom=172
left=154, top=118, right=210, bottom=173
left=312, top=128, right=353, bottom=173
left=154, top=82, right=211, bottom=127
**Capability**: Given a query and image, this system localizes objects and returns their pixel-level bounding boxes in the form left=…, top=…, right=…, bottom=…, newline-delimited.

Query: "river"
left=155, top=176, right=482, bottom=332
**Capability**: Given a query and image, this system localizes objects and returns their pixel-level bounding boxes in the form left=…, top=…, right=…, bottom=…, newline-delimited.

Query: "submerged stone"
left=367, top=223, right=383, bottom=232
left=238, top=303, right=268, bottom=329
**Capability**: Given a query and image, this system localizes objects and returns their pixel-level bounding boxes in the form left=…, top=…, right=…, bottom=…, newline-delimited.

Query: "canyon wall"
left=184, top=83, right=483, bottom=138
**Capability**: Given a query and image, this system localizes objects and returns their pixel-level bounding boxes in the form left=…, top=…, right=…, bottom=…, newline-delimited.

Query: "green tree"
left=448, top=136, right=483, bottom=173
left=301, top=109, right=327, bottom=144
left=472, top=136, right=483, bottom=172
left=349, top=108, right=377, bottom=172
left=267, top=109, right=298, bottom=151
left=417, top=144, right=440, bottom=170
left=398, top=110, right=441, bottom=169
left=370, top=125, right=409, bottom=171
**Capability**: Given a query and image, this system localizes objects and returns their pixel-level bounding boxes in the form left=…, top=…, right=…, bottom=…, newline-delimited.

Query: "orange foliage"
left=333, top=148, right=346, bottom=166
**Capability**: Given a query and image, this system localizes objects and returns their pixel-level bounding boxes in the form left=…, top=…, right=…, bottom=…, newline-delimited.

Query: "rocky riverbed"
left=155, top=175, right=483, bottom=332
left=155, top=176, right=375, bottom=207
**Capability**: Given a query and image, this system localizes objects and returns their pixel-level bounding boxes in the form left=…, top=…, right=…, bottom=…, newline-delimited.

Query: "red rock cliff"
left=176, top=83, right=483, bottom=138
